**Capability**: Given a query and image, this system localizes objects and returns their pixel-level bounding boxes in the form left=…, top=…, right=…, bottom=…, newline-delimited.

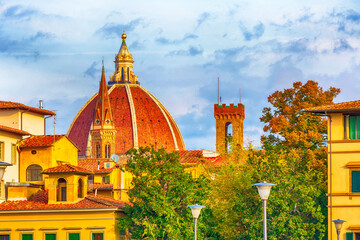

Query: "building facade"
left=306, top=100, right=360, bottom=240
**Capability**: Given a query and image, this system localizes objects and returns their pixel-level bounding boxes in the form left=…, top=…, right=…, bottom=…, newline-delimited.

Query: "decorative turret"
left=90, top=65, right=117, bottom=158
left=109, top=30, right=139, bottom=85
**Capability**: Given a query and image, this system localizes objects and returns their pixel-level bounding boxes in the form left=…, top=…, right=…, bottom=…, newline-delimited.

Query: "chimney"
left=39, top=100, right=43, bottom=109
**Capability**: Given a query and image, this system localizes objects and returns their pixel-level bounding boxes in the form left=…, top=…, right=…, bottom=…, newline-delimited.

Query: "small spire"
left=121, top=29, right=127, bottom=42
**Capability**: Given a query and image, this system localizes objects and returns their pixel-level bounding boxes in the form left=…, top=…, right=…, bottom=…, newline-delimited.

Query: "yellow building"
left=0, top=101, right=54, bottom=192
left=19, top=135, right=79, bottom=185
left=0, top=163, right=129, bottom=240
left=306, top=100, right=360, bottom=240
left=0, top=125, right=29, bottom=200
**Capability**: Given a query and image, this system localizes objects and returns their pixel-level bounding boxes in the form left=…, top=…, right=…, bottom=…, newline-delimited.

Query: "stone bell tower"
left=214, top=103, right=245, bottom=153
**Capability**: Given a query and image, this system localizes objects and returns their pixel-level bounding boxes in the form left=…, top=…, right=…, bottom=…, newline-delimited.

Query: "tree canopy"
left=118, top=147, right=213, bottom=239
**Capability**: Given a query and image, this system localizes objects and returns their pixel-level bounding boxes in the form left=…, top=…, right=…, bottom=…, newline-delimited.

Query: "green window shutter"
left=352, top=171, right=360, bottom=192
left=69, top=233, right=80, bottom=240
left=106, top=175, right=110, bottom=183
left=357, top=116, right=360, bottom=139
left=22, top=234, right=33, bottom=240
left=346, top=232, right=354, bottom=240
left=45, top=234, right=56, bottom=240
left=92, top=233, right=104, bottom=240
left=349, top=116, right=356, bottom=139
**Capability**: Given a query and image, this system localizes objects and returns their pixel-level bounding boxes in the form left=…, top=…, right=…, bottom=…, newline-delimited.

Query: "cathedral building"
left=67, top=31, right=185, bottom=158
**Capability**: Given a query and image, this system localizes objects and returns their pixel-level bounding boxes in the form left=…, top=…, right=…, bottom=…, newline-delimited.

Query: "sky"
left=1, top=0, right=360, bottom=151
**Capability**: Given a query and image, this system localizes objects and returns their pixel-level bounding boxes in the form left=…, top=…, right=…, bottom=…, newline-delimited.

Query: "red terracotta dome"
left=67, top=33, right=185, bottom=156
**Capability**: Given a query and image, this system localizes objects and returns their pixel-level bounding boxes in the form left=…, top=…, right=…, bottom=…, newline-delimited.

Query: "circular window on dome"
left=31, top=150, right=37, bottom=155
left=95, top=119, right=100, bottom=124
left=106, top=119, right=111, bottom=124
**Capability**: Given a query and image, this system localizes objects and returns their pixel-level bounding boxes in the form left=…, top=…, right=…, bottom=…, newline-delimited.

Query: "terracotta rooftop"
left=177, top=150, right=226, bottom=165
left=0, top=101, right=55, bottom=116
left=78, top=159, right=115, bottom=174
left=0, top=125, right=30, bottom=136
left=20, top=135, right=64, bottom=148
left=304, top=100, right=360, bottom=113
left=0, top=190, right=127, bottom=211
left=42, top=164, right=93, bottom=175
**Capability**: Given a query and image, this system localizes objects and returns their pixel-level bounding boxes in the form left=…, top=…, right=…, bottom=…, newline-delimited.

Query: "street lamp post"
left=332, top=219, right=346, bottom=240
left=188, top=204, right=205, bottom=240
left=0, top=161, right=11, bottom=181
left=253, top=181, right=276, bottom=240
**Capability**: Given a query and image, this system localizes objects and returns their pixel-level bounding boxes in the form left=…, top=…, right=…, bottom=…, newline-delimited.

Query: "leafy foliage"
left=118, top=147, right=212, bottom=239
left=207, top=145, right=327, bottom=239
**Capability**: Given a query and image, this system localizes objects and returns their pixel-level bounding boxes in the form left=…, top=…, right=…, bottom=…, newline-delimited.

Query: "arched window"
left=26, top=164, right=43, bottom=181
left=225, top=122, right=233, bottom=153
left=105, top=143, right=111, bottom=158
left=121, top=68, right=124, bottom=82
left=57, top=178, right=67, bottom=201
left=127, top=67, right=130, bottom=81
left=96, top=143, right=101, bottom=158
left=78, top=178, right=84, bottom=198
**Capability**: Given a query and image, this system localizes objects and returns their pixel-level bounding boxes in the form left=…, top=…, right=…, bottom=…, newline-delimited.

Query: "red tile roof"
left=304, top=100, right=360, bottom=113
left=42, top=164, right=93, bottom=175
left=20, top=135, right=64, bottom=148
left=0, top=125, right=30, bottom=136
left=67, top=85, right=185, bottom=156
left=177, top=150, right=226, bottom=165
left=0, top=190, right=128, bottom=211
left=78, top=159, right=115, bottom=174
left=0, top=101, right=55, bottom=116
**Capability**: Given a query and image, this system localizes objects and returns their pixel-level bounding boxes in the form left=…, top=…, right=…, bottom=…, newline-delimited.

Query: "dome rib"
left=139, top=85, right=180, bottom=150
left=125, top=84, right=138, bottom=148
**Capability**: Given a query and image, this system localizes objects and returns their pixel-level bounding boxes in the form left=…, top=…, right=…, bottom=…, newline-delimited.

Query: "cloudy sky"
left=1, top=0, right=360, bottom=150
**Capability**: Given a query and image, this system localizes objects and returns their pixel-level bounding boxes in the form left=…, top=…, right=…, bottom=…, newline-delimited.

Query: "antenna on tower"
left=217, top=77, right=220, bottom=105
left=239, top=88, right=241, bottom=103
left=53, top=111, right=56, bottom=136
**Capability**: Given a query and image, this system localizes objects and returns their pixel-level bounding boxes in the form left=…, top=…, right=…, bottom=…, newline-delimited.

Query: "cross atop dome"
left=108, top=30, right=139, bottom=85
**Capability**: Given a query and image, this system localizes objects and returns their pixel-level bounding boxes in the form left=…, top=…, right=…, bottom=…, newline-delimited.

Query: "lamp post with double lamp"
left=188, top=204, right=205, bottom=240
left=332, top=219, right=346, bottom=240
left=253, top=181, right=276, bottom=240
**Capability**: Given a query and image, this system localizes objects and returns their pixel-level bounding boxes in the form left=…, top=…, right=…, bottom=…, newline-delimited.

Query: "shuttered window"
left=0, top=235, right=10, bottom=240
left=346, top=116, right=360, bottom=139
left=69, top=233, right=80, bottom=240
left=92, top=233, right=104, bottom=240
left=346, top=232, right=354, bottom=240
left=22, top=234, right=33, bottom=240
left=45, top=234, right=56, bottom=240
left=352, top=171, right=360, bottom=192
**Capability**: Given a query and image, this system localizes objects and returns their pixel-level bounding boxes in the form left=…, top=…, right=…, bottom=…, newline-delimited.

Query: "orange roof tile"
left=78, top=159, right=115, bottom=174
left=20, top=135, right=64, bottom=148
left=0, top=190, right=128, bottom=211
left=42, top=164, right=93, bottom=175
left=0, top=125, right=30, bottom=136
left=0, top=101, right=55, bottom=116
left=304, top=100, right=360, bottom=113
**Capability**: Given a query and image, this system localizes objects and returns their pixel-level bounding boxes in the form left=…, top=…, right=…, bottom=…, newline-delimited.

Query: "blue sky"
left=1, top=0, right=360, bottom=150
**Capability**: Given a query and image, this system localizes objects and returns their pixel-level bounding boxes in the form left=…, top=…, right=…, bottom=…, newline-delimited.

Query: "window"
left=96, top=143, right=101, bottom=158
left=11, top=143, right=17, bottom=165
left=0, top=235, right=10, bottom=240
left=102, top=175, right=110, bottom=184
left=105, top=162, right=111, bottom=169
left=352, top=171, right=360, bottom=192
left=344, top=115, right=360, bottom=139
left=22, top=234, right=33, bottom=240
left=26, top=165, right=43, bottom=181
left=45, top=234, right=56, bottom=240
left=105, top=144, right=111, bottom=158
left=57, top=178, right=67, bottom=201
left=92, top=233, right=104, bottom=240
left=0, top=181, right=3, bottom=200
left=78, top=179, right=83, bottom=198
left=68, top=233, right=80, bottom=240
left=0, top=142, right=4, bottom=161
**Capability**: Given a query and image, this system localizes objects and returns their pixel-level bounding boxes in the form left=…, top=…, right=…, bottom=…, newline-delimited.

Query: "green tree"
left=207, top=145, right=327, bottom=239
left=118, top=147, right=213, bottom=239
